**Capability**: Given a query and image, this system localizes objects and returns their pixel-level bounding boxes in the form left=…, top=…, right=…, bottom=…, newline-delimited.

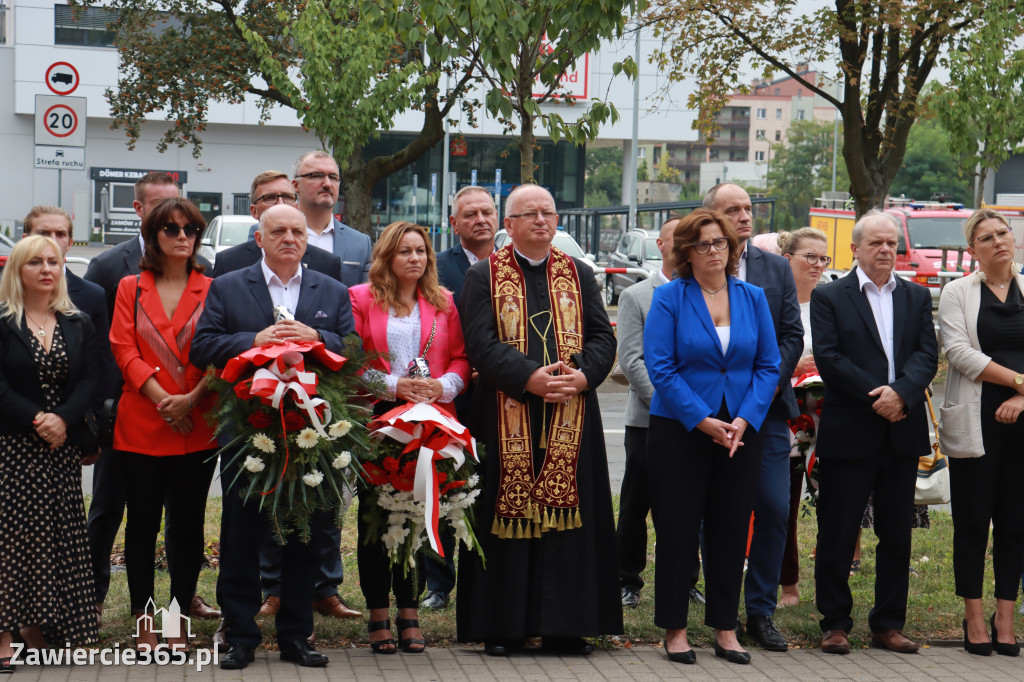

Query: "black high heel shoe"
left=990, top=614, right=1020, bottom=657
left=0, top=656, right=14, bottom=674
left=368, top=619, right=397, bottom=654
left=395, top=617, right=426, bottom=653
left=664, top=641, right=696, bottom=664
left=713, top=639, right=751, bottom=665
left=963, top=619, right=992, bottom=656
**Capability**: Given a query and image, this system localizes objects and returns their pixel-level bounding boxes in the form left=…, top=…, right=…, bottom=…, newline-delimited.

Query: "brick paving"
left=9, top=644, right=1024, bottom=681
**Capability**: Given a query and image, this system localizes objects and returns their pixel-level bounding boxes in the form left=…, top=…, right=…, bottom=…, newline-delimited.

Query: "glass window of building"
left=54, top=4, right=119, bottom=47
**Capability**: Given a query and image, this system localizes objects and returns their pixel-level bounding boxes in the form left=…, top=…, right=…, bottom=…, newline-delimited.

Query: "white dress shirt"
left=737, top=241, right=749, bottom=282
left=307, top=222, right=335, bottom=253
left=856, top=267, right=898, bottom=383
left=464, top=248, right=481, bottom=267
left=261, top=257, right=302, bottom=316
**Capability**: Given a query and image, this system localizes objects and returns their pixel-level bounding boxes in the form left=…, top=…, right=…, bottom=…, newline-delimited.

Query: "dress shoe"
left=963, top=619, right=992, bottom=656
left=542, top=636, right=594, bottom=654
left=821, top=629, right=851, bottom=655
left=312, top=594, right=362, bottom=619
left=259, top=595, right=280, bottom=616
left=746, top=614, right=788, bottom=652
left=688, top=586, right=706, bottom=605
left=219, top=644, right=255, bottom=670
left=420, top=590, right=450, bottom=610
left=990, top=614, right=1020, bottom=656
left=712, top=640, right=750, bottom=664
left=484, top=641, right=510, bottom=656
left=190, top=595, right=221, bottom=620
left=870, top=629, right=919, bottom=654
left=212, top=619, right=229, bottom=649
left=620, top=586, right=640, bottom=608
left=279, top=639, right=329, bottom=667
left=664, top=641, right=696, bottom=664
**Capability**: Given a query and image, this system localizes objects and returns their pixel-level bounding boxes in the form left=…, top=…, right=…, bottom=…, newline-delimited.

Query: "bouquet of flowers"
left=206, top=337, right=373, bottom=543
left=790, top=370, right=824, bottom=511
left=360, top=402, right=484, bottom=574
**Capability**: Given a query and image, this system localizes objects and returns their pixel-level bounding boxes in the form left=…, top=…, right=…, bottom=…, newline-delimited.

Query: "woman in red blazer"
left=349, top=221, right=470, bottom=655
left=109, top=197, right=217, bottom=652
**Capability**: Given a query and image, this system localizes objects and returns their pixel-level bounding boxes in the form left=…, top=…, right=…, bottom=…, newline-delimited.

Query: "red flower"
left=283, top=411, right=306, bottom=431
left=248, top=412, right=272, bottom=429
left=440, top=479, right=466, bottom=495
left=233, top=379, right=252, bottom=400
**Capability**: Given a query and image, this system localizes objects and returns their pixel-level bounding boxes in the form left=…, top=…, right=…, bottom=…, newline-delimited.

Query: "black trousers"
left=259, top=518, right=344, bottom=601
left=357, top=495, right=419, bottom=610
left=122, top=450, right=217, bottom=613
left=950, top=411, right=1024, bottom=601
left=779, top=457, right=804, bottom=587
left=217, top=456, right=323, bottom=648
left=648, top=414, right=763, bottom=630
left=815, top=446, right=917, bottom=634
left=617, top=425, right=651, bottom=591
left=86, top=446, right=126, bottom=603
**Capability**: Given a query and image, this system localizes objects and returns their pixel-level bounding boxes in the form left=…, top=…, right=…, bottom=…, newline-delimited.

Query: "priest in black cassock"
left=456, top=184, right=621, bottom=656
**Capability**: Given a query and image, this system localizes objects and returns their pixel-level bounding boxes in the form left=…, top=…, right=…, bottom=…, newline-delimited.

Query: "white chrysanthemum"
left=296, top=428, right=319, bottom=449
left=243, top=455, right=265, bottom=473
left=328, top=419, right=352, bottom=438
left=332, top=451, right=352, bottom=469
left=302, top=470, right=324, bottom=487
left=251, top=433, right=275, bottom=454
left=467, top=474, right=480, bottom=488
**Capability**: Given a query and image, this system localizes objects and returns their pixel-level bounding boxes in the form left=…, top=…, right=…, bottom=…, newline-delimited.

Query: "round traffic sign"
left=43, top=103, right=79, bottom=138
left=45, top=62, right=80, bottom=95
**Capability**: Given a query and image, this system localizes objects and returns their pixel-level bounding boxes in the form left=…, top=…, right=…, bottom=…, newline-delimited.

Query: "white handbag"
left=916, top=392, right=951, bottom=505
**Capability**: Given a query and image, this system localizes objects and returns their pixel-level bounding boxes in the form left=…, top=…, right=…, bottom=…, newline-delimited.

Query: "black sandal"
left=0, top=656, right=14, bottom=674
left=396, top=617, right=426, bottom=653
left=368, top=619, right=397, bottom=654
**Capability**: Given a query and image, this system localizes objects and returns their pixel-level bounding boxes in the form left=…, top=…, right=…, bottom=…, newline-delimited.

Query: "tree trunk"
left=975, top=166, right=988, bottom=209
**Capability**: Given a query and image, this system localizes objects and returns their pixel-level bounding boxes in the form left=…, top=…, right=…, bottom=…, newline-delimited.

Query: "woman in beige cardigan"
left=937, top=208, right=1024, bottom=657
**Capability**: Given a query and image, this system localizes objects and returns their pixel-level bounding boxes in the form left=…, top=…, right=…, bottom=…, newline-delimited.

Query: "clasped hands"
left=868, top=385, right=906, bottom=422
left=396, top=376, right=443, bottom=404
left=33, top=412, right=67, bottom=450
left=254, top=319, right=320, bottom=346
left=697, top=416, right=748, bottom=458
left=526, top=361, right=588, bottom=404
left=156, top=393, right=194, bottom=435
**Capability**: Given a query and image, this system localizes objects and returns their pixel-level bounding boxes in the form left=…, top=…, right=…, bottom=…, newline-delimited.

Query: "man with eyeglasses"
left=83, top=172, right=220, bottom=624
left=292, top=151, right=372, bottom=287
left=703, top=183, right=803, bottom=652
left=213, top=170, right=342, bottom=282
left=456, top=184, right=621, bottom=656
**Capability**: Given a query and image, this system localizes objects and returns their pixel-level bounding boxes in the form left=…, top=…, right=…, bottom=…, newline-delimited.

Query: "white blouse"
left=364, top=302, right=465, bottom=402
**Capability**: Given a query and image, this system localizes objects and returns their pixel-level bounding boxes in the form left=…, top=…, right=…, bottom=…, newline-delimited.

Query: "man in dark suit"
left=705, top=183, right=803, bottom=651
left=417, top=185, right=500, bottom=611
left=216, top=171, right=358, bottom=628
left=292, top=151, right=372, bottom=287
left=811, top=210, right=937, bottom=655
left=81, top=173, right=219, bottom=619
left=191, top=203, right=356, bottom=670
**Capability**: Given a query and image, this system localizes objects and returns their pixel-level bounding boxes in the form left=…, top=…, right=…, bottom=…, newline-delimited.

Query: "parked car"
left=604, top=229, right=661, bottom=305
left=198, top=215, right=258, bottom=266
left=493, top=228, right=599, bottom=276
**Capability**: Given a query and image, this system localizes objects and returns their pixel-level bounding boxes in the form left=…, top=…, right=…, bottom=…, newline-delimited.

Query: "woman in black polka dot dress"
left=0, top=236, right=100, bottom=669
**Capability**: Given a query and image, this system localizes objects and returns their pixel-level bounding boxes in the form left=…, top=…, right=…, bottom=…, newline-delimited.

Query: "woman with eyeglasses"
left=109, top=197, right=217, bottom=653
left=644, top=209, right=780, bottom=666
left=938, top=208, right=1024, bottom=656
left=775, top=228, right=830, bottom=606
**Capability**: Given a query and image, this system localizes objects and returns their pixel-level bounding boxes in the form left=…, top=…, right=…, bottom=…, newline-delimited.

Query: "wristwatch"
left=1014, top=373, right=1024, bottom=388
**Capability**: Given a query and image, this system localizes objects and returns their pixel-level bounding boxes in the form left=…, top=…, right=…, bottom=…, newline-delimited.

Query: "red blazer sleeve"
left=427, top=291, right=470, bottom=391
left=109, top=273, right=154, bottom=392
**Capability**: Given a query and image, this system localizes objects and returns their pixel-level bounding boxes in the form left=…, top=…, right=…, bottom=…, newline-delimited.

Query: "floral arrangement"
left=360, top=402, right=484, bottom=574
left=206, top=337, right=373, bottom=543
left=789, top=371, right=824, bottom=511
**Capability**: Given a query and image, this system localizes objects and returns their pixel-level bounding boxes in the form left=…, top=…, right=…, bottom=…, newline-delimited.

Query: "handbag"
left=98, top=275, right=141, bottom=449
left=916, top=390, right=951, bottom=505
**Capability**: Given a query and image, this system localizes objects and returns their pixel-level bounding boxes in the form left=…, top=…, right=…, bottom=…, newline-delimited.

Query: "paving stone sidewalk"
left=9, top=644, right=1024, bottom=681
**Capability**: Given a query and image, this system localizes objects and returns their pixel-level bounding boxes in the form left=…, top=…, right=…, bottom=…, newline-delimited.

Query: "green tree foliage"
left=75, top=0, right=477, bottom=233
left=422, top=0, right=641, bottom=183
left=585, top=147, right=623, bottom=206
left=646, top=0, right=1019, bottom=217
left=930, top=2, right=1024, bottom=208
left=766, top=119, right=849, bottom=231
left=889, top=116, right=972, bottom=205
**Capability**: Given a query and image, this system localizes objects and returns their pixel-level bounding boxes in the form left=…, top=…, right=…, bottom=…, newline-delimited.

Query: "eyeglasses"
left=799, top=252, right=832, bottom=267
left=161, top=223, right=201, bottom=239
left=973, top=228, right=1013, bottom=245
left=507, top=210, right=557, bottom=221
left=691, top=237, right=729, bottom=255
left=254, top=192, right=298, bottom=206
left=295, top=171, right=340, bottom=182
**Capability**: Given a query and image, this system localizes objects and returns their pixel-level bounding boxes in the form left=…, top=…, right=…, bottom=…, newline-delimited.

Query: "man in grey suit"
left=616, top=217, right=681, bottom=608
left=292, top=151, right=372, bottom=287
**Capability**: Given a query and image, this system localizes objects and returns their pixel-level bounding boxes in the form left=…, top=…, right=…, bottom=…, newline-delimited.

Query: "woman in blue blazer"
left=644, top=209, right=780, bottom=666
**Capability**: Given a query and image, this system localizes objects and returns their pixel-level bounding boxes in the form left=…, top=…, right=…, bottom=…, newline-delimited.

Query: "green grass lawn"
left=89, top=496, right=976, bottom=651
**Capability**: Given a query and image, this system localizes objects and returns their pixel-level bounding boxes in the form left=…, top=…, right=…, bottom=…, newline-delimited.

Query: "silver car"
left=198, top=215, right=258, bottom=266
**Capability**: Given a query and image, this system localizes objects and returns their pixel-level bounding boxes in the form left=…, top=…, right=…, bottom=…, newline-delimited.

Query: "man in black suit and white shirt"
left=811, top=210, right=938, bottom=655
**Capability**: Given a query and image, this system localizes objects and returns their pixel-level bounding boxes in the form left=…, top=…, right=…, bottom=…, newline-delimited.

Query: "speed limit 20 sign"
left=35, top=95, right=86, bottom=147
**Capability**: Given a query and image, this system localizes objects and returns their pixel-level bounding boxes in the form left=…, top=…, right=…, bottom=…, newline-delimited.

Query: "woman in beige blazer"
left=937, top=208, right=1024, bottom=657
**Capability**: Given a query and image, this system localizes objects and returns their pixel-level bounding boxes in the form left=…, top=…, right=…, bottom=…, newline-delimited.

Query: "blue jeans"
left=743, top=418, right=792, bottom=617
